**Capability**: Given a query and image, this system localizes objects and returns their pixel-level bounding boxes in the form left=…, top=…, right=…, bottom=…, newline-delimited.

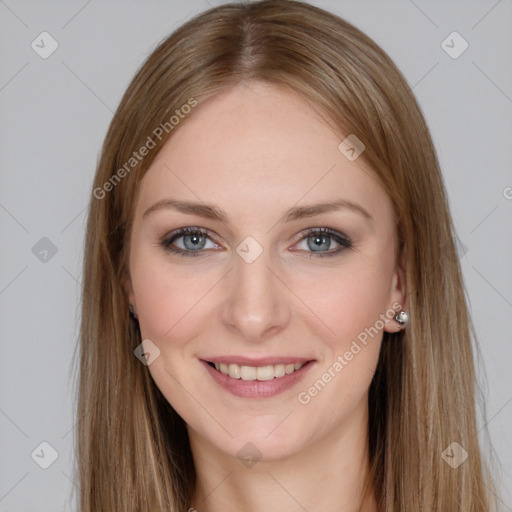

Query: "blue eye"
left=296, top=227, right=352, bottom=257
left=161, top=227, right=352, bottom=258
left=161, top=227, right=218, bottom=257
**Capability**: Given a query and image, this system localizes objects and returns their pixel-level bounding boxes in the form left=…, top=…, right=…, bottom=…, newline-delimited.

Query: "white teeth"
left=274, top=364, right=285, bottom=378
left=213, top=361, right=305, bottom=380
left=256, top=366, right=275, bottom=381
left=240, top=365, right=256, bottom=380
left=228, top=363, right=241, bottom=379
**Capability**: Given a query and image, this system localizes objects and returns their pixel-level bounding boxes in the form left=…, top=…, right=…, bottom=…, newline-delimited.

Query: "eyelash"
left=160, top=227, right=352, bottom=258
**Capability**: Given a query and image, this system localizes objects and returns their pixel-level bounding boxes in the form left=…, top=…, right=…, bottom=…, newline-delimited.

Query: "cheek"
left=292, top=254, right=395, bottom=352
left=292, top=268, right=390, bottom=421
left=296, top=255, right=395, bottom=416
left=130, top=249, right=216, bottom=343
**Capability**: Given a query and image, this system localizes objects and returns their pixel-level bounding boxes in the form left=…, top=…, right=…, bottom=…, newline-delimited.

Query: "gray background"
left=0, top=0, right=511, bottom=510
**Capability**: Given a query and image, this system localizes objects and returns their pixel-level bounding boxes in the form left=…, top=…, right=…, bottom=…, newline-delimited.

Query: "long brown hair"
left=75, top=1, right=499, bottom=510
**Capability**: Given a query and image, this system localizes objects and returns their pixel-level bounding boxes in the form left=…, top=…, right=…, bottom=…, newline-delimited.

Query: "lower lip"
left=201, top=360, right=314, bottom=398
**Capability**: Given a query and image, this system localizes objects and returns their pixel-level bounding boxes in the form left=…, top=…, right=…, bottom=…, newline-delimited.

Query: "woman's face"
left=125, top=81, right=405, bottom=462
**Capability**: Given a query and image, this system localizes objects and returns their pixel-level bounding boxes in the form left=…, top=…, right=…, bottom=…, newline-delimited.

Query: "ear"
left=383, top=247, right=407, bottom=334
left=123, top=271, right=136, bottom=310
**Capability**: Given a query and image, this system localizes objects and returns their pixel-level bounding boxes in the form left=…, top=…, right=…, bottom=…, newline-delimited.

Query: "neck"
left=188, top=400, right=377, bottom=512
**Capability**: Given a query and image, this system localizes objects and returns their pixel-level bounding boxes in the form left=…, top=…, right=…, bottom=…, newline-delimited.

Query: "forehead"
left=135, top=81, right=391, bottom=224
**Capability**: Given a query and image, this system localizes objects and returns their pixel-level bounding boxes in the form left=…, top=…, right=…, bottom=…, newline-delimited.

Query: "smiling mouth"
left=206, top=361, right=309, bottom=381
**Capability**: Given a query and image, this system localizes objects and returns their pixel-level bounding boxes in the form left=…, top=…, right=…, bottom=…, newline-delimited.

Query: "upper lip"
left=201, top=356, right=314, bottom=366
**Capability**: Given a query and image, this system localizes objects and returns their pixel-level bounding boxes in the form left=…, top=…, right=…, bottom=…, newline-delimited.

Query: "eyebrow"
left=143, top=197, right=373, bottom=224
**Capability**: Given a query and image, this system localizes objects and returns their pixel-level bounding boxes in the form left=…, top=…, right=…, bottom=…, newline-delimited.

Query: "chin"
left=199, top=415, right=315, bottom=464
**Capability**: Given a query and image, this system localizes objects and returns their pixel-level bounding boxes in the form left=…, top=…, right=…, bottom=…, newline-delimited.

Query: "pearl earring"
left=395, top=310, right=408, bottom=328
left=129, top=304, right=138, bottom=320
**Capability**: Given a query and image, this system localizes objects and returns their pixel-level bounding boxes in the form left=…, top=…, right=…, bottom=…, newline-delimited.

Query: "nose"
left=220, top=247, right=291, bottom=343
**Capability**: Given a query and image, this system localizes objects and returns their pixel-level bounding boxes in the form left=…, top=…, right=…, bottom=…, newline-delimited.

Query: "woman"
left=77, top=1, right=498, bottom=510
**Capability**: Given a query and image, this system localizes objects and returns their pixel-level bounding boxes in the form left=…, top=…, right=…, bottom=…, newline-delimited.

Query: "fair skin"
left=125, top=81, right=406, bottom=512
